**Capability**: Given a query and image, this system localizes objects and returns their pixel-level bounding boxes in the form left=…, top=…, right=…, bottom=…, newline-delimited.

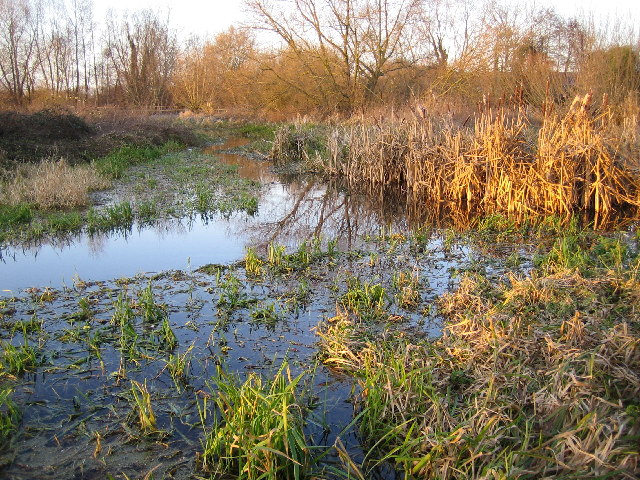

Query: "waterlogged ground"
left=1, top=139, right=408, bottom=293
left=0, top=138, right=538, bottom=478
left=0, top=228, right=534, bottom=479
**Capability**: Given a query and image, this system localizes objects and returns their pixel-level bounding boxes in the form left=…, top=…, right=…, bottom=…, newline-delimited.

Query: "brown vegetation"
left=318, top=264, right=640, bottom=478
left=0, top=110, right=200, bottom=169
left=1, top=158, right=108, bottom=210
left=313, top=94, right=640, bottom=226
left=0, top=0, right=638, bottom=120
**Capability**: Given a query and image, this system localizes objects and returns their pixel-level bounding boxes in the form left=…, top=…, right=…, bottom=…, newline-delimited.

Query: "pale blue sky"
left=93, top=0, right=639, bottom=41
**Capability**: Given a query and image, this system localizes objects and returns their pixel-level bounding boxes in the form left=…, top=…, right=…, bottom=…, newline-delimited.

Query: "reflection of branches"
left=244, top=177, right=406, bottom=249
left=272, top=181, right=316, bottom=236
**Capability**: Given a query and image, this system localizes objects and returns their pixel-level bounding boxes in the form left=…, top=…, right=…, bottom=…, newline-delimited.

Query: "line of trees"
left=0, top=0, right=176, bottom=107
left=1, top=0, right=638, bottom=116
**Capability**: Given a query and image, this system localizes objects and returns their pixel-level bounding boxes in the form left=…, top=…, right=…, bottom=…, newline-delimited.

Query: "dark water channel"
left=0, top=139, right=523, bottom=479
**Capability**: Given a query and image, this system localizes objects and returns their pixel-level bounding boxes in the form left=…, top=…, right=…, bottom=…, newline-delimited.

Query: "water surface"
left=1, top=140, right=404, bottom=292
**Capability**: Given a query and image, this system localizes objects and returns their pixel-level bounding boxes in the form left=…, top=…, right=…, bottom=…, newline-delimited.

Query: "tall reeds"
left=312, top=95, right=640, bottom=227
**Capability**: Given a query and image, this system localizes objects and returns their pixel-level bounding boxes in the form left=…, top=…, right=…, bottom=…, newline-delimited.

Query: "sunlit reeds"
left=270, top=95, right=640, bottom=227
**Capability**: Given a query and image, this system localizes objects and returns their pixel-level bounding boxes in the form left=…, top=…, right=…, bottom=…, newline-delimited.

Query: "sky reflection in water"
left=1, top=145, right=403, bottom=292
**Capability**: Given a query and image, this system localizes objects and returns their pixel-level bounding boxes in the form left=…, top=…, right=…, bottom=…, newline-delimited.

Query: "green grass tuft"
left=198, top=362, right=309, bottom=480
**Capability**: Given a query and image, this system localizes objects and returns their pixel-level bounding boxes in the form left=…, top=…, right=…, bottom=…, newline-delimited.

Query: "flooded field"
left=1, top=139, right=408, bottom=293
left=2, top=135, right=636, bottom=479
left=0, top=138, right=495, bottom=478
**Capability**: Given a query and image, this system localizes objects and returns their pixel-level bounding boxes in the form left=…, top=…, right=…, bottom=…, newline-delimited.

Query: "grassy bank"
left=318, top=225, right=640, bottom=478
left=0, top=110, right=201, bottom=170
left=0, top=118, right=266, bottom=245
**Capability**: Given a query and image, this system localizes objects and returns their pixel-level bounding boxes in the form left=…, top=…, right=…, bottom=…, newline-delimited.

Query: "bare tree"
left=0, top=0, right=41, bottom=105
left=419, top=0, right=451, bottom=68
left=68, top=0, right=94, bottom=101
left=105, top=9, right=177, bottom=107
left=246, top=0, right=422, bottom=112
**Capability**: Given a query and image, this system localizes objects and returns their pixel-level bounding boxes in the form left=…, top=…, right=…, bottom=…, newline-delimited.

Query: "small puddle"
left=204, top=138, right=278, bottom=183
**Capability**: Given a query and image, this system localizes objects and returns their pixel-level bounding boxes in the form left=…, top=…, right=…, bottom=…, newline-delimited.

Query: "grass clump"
left=245, top=247, right=265, bottom=277
left=0, top=338, right=40, bottom=376
left=535, top=229, right=638, bottom=276
left=165, top=346, right=193, bottom=388
left=316, top=307, right=378, bottom=375
left=264, top=239, right=331, bottom=275
left=136, top=200, right=160, bottom=224
left=0, top=204, right=33, bottom=228
left=154, top=318, right=177, bottom=351
left=0, top=387, right=20, bottom=446
left=340, top=277, right=388, bottom=322
left=250, top=303, right=281, bottom=329
left=44, top=211, right=83, bottom=233
left=318, top=249, right=640, bottom=478
left=129, top=380, right=157, bottom=434
left=94, top=142, right=181, bottom=180
left=87, top=201, right=134, bottom=234
left=1, top=159, right=109, bottom=211
left=136, top=282, right=168, bottom=323
left=198, top=362, right=309, bottom=480
left=391, top=270, right=421, bottom=309
left=216, top=271, right=256, bottom=311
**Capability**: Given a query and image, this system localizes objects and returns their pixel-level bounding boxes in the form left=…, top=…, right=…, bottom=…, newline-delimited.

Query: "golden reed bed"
left=323, top=94, right=640, bottom=228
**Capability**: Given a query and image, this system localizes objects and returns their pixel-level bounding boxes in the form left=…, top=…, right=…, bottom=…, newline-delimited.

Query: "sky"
left=93, top=0, right=639, bottom=41
left=93, top=0, right=249, bottom=40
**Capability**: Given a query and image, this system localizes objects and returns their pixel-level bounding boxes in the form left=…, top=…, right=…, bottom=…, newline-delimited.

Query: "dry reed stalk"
left=1, top=158, right=109, bottom=210
left=326, top=96, right=640, bottom=226
left=435, top=272, right=639, bottom=477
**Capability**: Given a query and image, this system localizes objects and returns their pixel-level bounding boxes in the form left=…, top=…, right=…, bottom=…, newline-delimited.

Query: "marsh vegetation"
left=1, top=0, right=640, bottom=478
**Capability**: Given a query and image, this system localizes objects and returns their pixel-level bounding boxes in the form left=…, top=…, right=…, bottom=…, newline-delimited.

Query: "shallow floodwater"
left=0, top=138, right=530, bottom=479
left=1, top=140, right=405, bottom=293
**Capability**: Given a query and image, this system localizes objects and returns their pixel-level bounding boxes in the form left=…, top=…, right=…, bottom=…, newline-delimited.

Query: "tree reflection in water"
left=245, top=177, right=409, bottom=250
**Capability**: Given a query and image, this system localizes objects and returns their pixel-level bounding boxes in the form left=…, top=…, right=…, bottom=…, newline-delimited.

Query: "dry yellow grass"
left=321, top=95, right=640, bottom=227
left=317, top=265, right=640, bottom=478
left=1, top=158, right=109, bottom=210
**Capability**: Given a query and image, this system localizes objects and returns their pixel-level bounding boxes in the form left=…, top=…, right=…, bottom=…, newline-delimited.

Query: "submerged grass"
left=198, top=362, right=309, bottom=480
left=317, top=233, right=640, bottom=478
left=0, top=387, right=20, bottom=446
